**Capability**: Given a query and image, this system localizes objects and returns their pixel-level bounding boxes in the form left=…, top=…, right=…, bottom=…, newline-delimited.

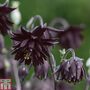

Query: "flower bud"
left=34, top=60, right=49, bottom=79
left=18, top=65, right=29, bottom=80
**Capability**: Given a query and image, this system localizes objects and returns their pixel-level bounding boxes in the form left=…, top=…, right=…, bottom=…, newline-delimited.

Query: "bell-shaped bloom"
left=56, top=57, right=84, bottom=83
left=58, top=26, right=84, bottom=49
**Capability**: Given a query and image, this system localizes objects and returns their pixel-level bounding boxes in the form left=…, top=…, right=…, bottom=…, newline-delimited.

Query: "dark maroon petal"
left=41, top=46, right=49, bottom=57
left=69, top=60, right=77, bottom=78
left=18, top=59, right=24, bottom=64
left=0, top=4, right=15, bottom=14
left=20, top=40, right=29, bottom=47
left=80, top=67, right=85, bottom=80
left=6, top=18, right=13, bottom=25
left=58, top=25, right=84, bottom=49
left=0, top=17, right=10, bottom=29
left=12, top=47, right=21, bottom=54
left=35, top=45, right=46, bottom=59
left=15, top=53, right=22, bottom=60
left=0, top=24, right=8, bottom=35
left=28, top=41, right=35, bottom=49
left=13, top=41, right=21, bottom=48
left=21, top=27, right=29, bottom=35
left=32, top=26, right=46, bottom=37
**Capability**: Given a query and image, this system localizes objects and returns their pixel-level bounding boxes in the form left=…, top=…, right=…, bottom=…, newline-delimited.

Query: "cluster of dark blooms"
left=0, top=1, right=89, bottom=90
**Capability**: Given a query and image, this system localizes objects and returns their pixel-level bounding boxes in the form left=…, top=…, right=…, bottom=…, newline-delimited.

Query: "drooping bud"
left=18, top=64, right=29, bottom=80
left=34, top=60, right=49, bottom=79
left=56, top=56, right=84, bottom=83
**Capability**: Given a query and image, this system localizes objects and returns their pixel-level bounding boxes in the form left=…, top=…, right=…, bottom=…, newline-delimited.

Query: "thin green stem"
left=48, top=50, right=56, bottom=90
left=26, top=15, right=44, bottom=29
left=11, top=60, right=21, bottom=90
left=62, top=48, right=75, bottom=60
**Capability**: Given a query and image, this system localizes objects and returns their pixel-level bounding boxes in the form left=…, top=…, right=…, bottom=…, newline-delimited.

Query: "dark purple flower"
left=58, top=25, right=84, bottom=49
left=34, top=60, right=49, bottom=79
left=56, top=56, right=84, bottom=83
left=0, top=3, right=15, bottom=35
left=11, top=26, right=58, bottom=66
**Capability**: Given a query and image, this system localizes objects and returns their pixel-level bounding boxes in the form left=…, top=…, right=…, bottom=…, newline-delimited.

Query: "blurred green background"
left=1, top=0, right=90, bottom=90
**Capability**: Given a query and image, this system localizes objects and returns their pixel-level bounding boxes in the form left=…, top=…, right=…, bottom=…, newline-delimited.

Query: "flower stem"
left=26, top=15, right=44, bottom=29
left=85, top=74, right=90, bottom=90
left=62, top=48, right=75, bottom=60
left=49, top=18, right=70, bottom=30
left=85, top=82, right=89, bottom=90
left=48, top=50, right=56, bottom=90
left=11, top=60, right=21, bottom=90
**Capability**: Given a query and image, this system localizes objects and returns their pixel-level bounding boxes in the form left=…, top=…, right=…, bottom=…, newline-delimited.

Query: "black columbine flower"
left=58, top=25, right=84, bottom=49
left=0, top=3, right=14, bottom=35
left=11, top=26, right=58, bottom=66
left=56, top=56, right=84, bottom=83
left=34, top=60, right=49, bottom=79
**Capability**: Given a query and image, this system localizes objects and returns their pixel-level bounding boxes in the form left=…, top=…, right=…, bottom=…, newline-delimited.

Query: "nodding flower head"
left=56, top=49, right=85, bottom=84
left=11, top=26, right=58, bottom=66
left=57, top=56, right=84, bottom=84
left=0, top=2, right=15, bottom=35
left=58, top=25, right=84, bottom=49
